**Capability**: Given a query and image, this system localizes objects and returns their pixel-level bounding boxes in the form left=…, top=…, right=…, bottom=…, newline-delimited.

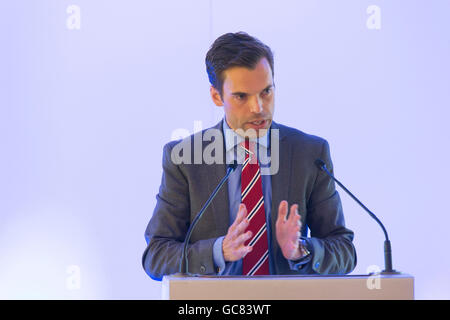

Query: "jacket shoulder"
left=275, top=122, right=328, bottom=148
left=163, top=120, right=223, bottom=150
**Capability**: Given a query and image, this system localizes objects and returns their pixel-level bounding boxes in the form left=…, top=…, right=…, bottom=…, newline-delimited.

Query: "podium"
left=162, top=274, right=414, bottom=300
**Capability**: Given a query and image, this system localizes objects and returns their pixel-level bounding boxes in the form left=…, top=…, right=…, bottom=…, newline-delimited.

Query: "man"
left=142, top=32, right=356, bottom=280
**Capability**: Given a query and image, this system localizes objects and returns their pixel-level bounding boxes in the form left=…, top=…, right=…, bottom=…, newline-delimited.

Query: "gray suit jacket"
left=142, top=120, right=356, bottom=280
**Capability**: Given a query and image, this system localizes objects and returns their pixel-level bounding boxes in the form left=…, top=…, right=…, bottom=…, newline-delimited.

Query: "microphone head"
left=228, top=160, right=238, bottom=171
left=314, top=159, right=326, bottom=171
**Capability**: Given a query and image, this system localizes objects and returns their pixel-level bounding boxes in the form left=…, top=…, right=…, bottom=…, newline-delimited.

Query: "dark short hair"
left=205, top=32, right=274, bottom=97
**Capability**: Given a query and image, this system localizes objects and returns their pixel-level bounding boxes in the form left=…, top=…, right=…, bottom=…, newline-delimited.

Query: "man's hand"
left=275, top=200, right=303, bottom=261
left=222, top=204, right=253, bottom=262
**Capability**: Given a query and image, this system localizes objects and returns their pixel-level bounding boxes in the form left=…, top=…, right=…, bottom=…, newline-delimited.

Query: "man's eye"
left=263, top=88, right=272, bottom=95
left=235, top=94, right=246, bottom=100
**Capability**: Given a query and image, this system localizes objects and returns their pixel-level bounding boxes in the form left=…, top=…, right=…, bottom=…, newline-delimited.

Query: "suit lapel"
left=270, top=121, right=291, bottom=237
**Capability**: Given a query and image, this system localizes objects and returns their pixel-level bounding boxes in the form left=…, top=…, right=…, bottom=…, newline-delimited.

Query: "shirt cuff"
left=213, top=236, right=226, bottom=275
left=288, top=254, right=312, bottom=271
left=288, top=238, right=313, bottom=271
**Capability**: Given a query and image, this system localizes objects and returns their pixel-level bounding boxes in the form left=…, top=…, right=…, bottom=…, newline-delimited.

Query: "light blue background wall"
left=1, top=1, right=449, bottom=299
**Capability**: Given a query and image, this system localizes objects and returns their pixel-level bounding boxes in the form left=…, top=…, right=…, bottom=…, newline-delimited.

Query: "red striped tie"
left=241, top=139, right=269, bottom=275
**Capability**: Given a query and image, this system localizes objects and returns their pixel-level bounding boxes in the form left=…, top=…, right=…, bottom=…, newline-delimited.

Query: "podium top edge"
left=163, top=273, right=414, bottom=281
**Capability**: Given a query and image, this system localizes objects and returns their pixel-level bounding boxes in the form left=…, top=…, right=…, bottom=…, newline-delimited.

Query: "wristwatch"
left=299, top=239, right=311, bottom=258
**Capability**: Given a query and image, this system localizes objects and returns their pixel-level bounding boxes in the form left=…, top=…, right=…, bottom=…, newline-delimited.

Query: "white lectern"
left=162, top=274, right=414, bottom=300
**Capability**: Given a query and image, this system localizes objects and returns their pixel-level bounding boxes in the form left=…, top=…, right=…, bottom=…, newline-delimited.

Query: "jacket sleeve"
left=303, top=139, right=357, bottom=275
left=142, top=141, right=217, bottom=281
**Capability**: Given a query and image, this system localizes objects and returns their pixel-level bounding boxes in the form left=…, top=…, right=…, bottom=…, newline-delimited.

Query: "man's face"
left=210, top=57, right=275, bottom=138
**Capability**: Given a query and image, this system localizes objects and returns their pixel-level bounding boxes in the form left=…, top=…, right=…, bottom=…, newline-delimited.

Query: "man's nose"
left=249, top=96, right=263, bottom=113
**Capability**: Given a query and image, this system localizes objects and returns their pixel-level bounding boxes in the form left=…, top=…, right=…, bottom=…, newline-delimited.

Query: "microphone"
left=179, top=160, right=238, bottom=275
left=314, top=159, right=400, bottom=275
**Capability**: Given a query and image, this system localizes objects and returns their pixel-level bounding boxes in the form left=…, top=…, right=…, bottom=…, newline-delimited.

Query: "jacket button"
left=200, top=265, right=206, bottom=273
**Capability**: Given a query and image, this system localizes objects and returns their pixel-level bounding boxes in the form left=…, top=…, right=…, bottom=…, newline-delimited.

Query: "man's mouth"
left=245, top=119, right=270, bottom=132
left=250, top=120, right=265, bottom=125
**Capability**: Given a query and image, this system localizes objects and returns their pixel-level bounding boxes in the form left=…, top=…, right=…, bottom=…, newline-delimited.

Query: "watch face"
left=300, top=240, right=310, bottom=256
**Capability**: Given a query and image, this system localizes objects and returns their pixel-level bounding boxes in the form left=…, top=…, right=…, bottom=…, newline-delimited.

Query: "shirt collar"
left=222, top=117, right=269, bottom=152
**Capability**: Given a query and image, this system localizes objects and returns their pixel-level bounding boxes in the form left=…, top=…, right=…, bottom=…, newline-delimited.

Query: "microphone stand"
left=315, top=159, right=400, bottom=275
left=178, top=161, right=238, bottom=276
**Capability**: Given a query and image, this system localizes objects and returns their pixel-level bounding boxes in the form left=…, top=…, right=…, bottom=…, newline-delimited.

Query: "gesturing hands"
left=222, top=201, right=304, bottom=262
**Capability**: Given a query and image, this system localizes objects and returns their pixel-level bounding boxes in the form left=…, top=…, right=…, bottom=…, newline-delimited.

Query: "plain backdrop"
left=1, top=0, right=449, bottom=299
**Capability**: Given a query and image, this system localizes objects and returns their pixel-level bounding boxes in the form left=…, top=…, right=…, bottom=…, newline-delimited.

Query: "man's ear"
left=210, top=86, right=224, bottom=106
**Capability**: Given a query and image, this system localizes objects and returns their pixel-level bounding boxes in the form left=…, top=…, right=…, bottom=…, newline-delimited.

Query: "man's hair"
left=205, top=32, right=274, bottom=98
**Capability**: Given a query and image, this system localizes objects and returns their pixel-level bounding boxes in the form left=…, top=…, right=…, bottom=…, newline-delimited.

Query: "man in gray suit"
left=142, top=32, right=356, bottom=280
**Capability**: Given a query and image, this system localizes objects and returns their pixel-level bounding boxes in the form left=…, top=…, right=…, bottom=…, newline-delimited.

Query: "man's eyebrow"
left=231, top=91, right=247, bottom=96
left=231, top=85, right=273, bottom=96
left=262, top=84, right=273, bottom=91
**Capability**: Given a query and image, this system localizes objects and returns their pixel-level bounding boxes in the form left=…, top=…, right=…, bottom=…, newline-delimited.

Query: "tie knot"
left=240, top=139, right=258, bottom=164
left=242, top=139, right=256, bottom=154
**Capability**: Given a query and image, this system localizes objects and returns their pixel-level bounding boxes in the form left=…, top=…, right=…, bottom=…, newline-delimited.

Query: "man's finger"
left=235, top=230, right=252, bottom=246
left=232, top=217, right=249, bottom=238
left=230, top=204, right=247, bottom=231
left=240, top=245, right=253, bottom=258
left=277, top=200, right=288, bottom=223
left=288, top=204, right=300, bottom=224
left=236, top=204, right=247, bottom=223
